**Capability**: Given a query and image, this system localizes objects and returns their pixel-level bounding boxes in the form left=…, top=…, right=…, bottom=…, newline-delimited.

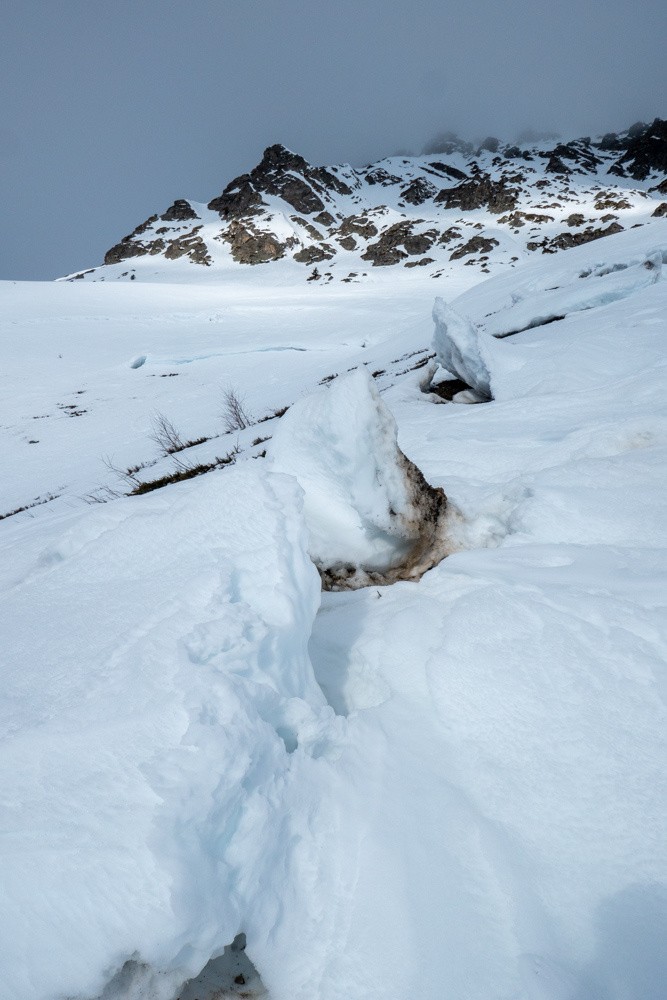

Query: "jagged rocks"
left=450, top=235, right=499, bottom=260
left=103, top=215, right=160, bottom=265
left=435, top=173, right=518, bottom=214
left=364, top=167, right=402, bottom=186
left=219, top=221, right=289, bottom=264
left=337, top=214, right=378, bottom=240
left=293, top=244, right=335, bottom=264
left=606, top=119, right=667, bottom=180
left=160, top=200, right=198, bottom=222
left=209, top=144, right=347, bottom=221
left=498, top=211, right=555, bottom=228
left=652, top=203, right=667, bottom=218
left=97, top=121, right=666, bottom=278
left=428, top=162, right=468, bottom=181
left=163, top=228, right=211, bottom=265
left=314, top=210, right=336, bottom=228
left=400, top=178, right=437, bottom=205
left=543, top=141, right=602, bottom=175
left=527, top=222, right=624, bottom=253
left=291, top=217, right=325, bottom=242
left=208, top=176, right=266, bottom=219
left=594, top=193, right=632, bottom=211
left=361, top=222, right=436, bottom=266
left=438, top=226, right=462, bottom=244
left=248, top=144, right=325, bottom=214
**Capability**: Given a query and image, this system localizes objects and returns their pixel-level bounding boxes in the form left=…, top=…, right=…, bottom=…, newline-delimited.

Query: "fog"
left=2, top=0, right=665, bottom=279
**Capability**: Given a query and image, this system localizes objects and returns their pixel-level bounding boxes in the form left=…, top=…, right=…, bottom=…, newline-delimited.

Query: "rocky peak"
left=83, top=119, right=667, bottom=282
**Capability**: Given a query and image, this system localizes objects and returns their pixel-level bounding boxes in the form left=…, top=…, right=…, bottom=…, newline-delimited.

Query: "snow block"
left=268, top=367, right=453, bottom=588
left=432, top=297, right=494, bottom=400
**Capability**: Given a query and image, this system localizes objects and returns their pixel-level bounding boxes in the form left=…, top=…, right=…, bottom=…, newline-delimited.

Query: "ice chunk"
left=268, top=367, right=452, bottom=587
left=432, top=297, right=494, bottom=400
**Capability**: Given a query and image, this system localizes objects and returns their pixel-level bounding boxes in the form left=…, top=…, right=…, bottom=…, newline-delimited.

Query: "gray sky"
left=2, top=0, right=665, bottom=280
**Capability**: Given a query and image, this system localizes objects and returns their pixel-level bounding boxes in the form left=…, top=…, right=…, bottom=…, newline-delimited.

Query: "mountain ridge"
left=69, top=119, right=667, bottom=283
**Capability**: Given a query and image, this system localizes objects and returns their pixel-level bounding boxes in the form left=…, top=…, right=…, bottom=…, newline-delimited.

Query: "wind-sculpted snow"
left=486, top=249, right=663, bottom=338
left=268, top=367, right=453, bottom=587
left=431, top=298, right=495, bottom=399
left=1, top=221, right=667, bottom=1000
left=0, top=467, right=345, bottom=1000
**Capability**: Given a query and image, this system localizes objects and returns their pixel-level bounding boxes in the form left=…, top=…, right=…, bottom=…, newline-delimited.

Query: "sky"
left=2, top=0, right=666, bottom=280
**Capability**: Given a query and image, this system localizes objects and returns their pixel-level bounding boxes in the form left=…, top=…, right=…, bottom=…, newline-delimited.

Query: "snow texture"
left=0, top=468, right=342, bottom=1000
left=268, top=366, right=449, bottom=585
left=1, top=219, right=666, bottom=1000
left=432, top=297, right=495, bottom=398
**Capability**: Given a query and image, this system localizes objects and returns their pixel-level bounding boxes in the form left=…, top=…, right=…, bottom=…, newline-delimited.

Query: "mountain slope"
left=67, top=119, right=667, bottom=285
left=1, top=130, right=666, bottom=1000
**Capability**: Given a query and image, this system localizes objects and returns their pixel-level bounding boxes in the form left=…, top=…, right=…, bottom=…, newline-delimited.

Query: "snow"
left=0, top=467, right=343, bottom=1000
left=1, top=220, right=666, bottom=1000
left=268, top=367, right=451, bottom=581
left=432, top=297, right=495, bottom=398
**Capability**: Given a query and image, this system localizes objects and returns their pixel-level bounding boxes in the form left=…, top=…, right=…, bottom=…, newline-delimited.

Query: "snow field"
left=0, top=221, right=666, bottom=999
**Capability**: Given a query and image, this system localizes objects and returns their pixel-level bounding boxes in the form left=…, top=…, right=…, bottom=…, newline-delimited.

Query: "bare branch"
left=222, top=387, right=253, bottom=432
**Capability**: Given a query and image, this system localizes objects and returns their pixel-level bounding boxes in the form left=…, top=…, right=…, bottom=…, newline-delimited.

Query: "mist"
left=2, top=0, right=665, bottom=279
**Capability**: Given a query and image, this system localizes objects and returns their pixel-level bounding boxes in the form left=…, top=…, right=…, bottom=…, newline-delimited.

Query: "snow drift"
left=268, top=367, right=454, bottom=588
left=0, top=467, right=343, bottom=1000
left=432, top=297, right=496, bottom=400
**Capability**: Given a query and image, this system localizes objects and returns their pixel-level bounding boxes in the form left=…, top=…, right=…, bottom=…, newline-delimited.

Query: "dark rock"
left=594, top=194, right=632, bottom=211
left=449, top=235, right=499, bottom=260
left=364, top=167, right=402, bottom=186
left=208, top=175, right=265, bottom=218
left=163, top=227, right=212, bottom=265
left=652, top=178, right=667, bottom=195
left=497, top=211, right=555, bottom=228
left=543, top=141, right=602, bottom=174
left=249, top=145, right=326, bottom=214
left=527, top=222, right=624, bottom=253
left=428, top=162, right=468, bottom=181
left=291, top=216, right=325, bottom=241
left=400, top=178, right=437, bottom=205
left=104, top=241, right=148, bottom=266
left=403, top=230, right=437, bottom=255
left=607, top=119, right=667, bottom=180
left=337, top=215, right=378, bottom=240
left=405, top=257, right=435, bottom=267
left=565, top=213, right=586, bottom=227
left=103, top=214, right=160, bottom=265
left=314, top=210, right=336, bottom=227
left=435, top=173, right=518, bottom=213
left=293, top=244, right=335, bottom=264
left=309, top=166, right=353, bottom=196
left=652, top=202, right=667, bottom=218
left=219, top=221, right=289, bottom=264
left=337, top=235, right=357, bottom=250
left=361, top=222, right=414, bottom=266
left=438, top=227, right=462, bottom=244
left=161, top=199, right=198, bottom=222
left=545, top=154, right=571, bottom=175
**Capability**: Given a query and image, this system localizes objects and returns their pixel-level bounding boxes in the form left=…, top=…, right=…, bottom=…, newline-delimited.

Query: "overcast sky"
left=2, top=0, right=665, bottom=280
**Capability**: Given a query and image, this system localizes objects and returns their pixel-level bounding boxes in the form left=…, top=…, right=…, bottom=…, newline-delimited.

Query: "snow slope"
left=0, top=216, right=666, bottom=1000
